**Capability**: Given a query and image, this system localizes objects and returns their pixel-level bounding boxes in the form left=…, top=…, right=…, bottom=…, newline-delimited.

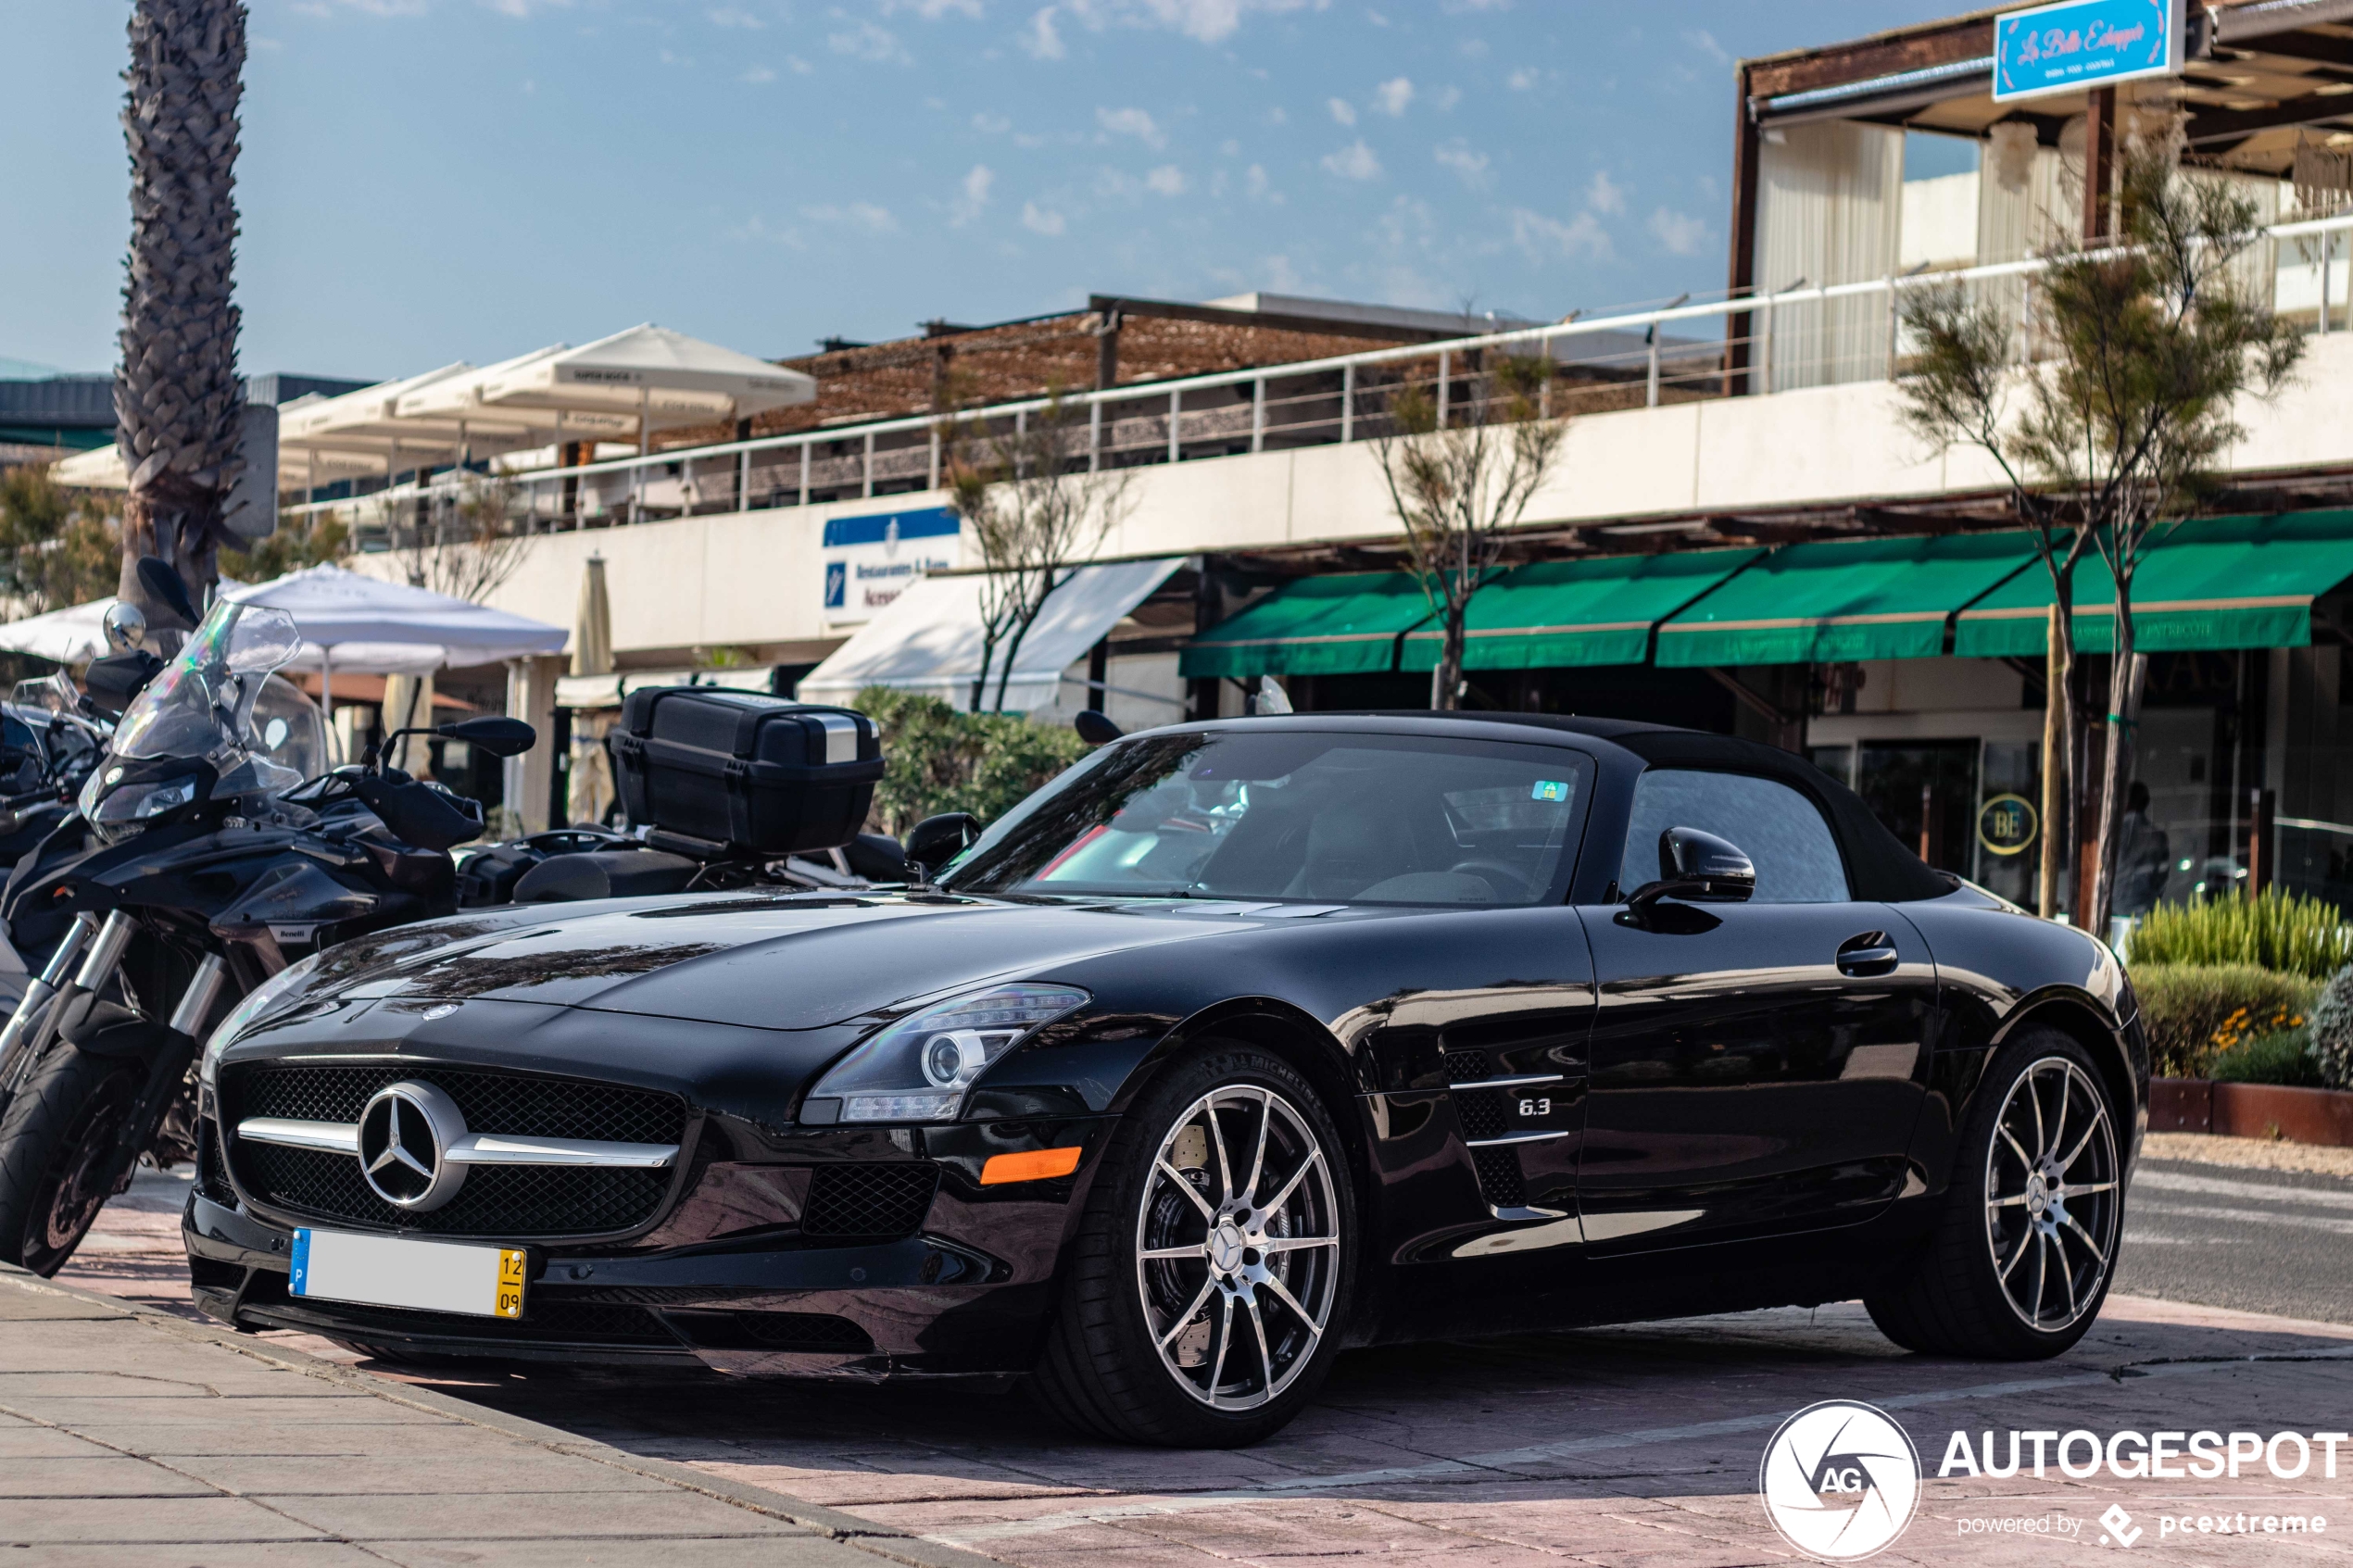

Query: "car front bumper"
left=183, top=1116, right=1114, bottom=1379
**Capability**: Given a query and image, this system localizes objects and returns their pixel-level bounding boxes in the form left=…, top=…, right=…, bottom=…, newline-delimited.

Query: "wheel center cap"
left=2025, top=1173, right=2048, bottom=1214
left=1209, top=1220, right=1247, bottom=1274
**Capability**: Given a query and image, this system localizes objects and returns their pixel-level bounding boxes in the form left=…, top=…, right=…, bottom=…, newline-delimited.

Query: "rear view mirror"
left=905, top=811, right=982, bottom=876
left=1627, top=825, right=1755, bottom=913
left=1074, top=709, right=1124, bottom=746
left=438, top=715, right=536, bottom=759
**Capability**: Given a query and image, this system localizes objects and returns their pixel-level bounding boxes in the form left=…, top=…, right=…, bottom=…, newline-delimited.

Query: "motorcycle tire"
left=0, top=1044, right=145, bottom=1276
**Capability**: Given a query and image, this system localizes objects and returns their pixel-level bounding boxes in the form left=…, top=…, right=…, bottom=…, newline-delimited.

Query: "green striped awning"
left=1954, top=511, right=2353, bottom=658
left=1398, top=548, right=1762, bottom=671
left=1177, top=571, right=1434, bottom=679
left=1655, top=532, right=2040, bottom=667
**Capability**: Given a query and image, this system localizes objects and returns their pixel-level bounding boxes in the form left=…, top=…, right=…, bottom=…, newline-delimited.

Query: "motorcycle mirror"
left=102, top=602, right=147, bottom=653
left=135, top=556, right=200, bottom=631
left=1073, top=709, right=1123, bottom=746
left=436, top=716, right=536, bottom=759
left=904, top=811, right=982, bottom=876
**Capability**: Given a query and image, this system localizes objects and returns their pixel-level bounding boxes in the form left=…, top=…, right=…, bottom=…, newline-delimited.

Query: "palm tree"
left=115, top=0, right=248, bottom=622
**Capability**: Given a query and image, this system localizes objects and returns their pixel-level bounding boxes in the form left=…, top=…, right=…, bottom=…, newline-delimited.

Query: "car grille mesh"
left=801, top=1163, right=937, bottom=1239
left=1442, top=1049, right=1489, bottom=1082
left=1453, top=1089, right=1506, bottom=1142
left=223, top=1063, right=686, bottom=1241
left=1471, top=1147, right=1526, bottom=1210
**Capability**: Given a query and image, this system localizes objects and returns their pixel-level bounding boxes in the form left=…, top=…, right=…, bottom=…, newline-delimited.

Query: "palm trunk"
left=117, top=0, right=248, bottom=621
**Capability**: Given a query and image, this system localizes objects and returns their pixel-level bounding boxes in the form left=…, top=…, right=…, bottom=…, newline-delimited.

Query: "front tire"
left=0, top=1045, right=145, bottom=1276
left=1866, top=1026, right=2124, bottom=1359
left=1030, top=1044, right=1355, bottom=1447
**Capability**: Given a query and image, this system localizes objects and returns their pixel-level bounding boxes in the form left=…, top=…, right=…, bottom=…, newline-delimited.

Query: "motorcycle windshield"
left=111, top=599, right=304, bottom=774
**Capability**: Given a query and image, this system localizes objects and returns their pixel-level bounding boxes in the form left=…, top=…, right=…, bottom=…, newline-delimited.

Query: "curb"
left=0, top=1263, right=1008, bottom=1568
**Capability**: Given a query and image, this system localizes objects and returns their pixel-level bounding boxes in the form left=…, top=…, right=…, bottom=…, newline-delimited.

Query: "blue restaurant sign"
left=1992, top=0, right=2184, bottom=103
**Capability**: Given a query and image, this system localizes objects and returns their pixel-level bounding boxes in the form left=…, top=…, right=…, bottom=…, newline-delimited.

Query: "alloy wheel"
left=1983, top=1055, right=2120, bottom=1333
left=1135, top=1085, right=1340, bottom=1411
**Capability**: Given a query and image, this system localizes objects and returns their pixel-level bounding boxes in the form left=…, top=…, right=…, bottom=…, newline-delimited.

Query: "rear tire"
left=1866, top=1025, right=2124, bottom=1359
left=0, top=1045, right=145, bottom=1276
left=1029, top=1043, right=1355, bottom=1447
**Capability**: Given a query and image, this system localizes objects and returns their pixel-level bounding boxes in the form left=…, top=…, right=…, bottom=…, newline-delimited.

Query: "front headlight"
left=807, top=983, right=1088, bottom=1123
left=199, top=950, right=325, bottom=1086
left=81, top=767, right=200, bottom=844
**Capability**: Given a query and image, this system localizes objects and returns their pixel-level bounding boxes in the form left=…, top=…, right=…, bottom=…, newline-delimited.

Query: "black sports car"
left=184, top=714, right=2145, bottom=1447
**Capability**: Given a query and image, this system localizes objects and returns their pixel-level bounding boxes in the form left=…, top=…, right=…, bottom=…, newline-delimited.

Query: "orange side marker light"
left=980, top=1146, right=1084, bottom=1185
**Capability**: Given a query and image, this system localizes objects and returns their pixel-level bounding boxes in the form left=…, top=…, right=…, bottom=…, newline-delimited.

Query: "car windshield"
left=940, top=729, right=1592, bottom=905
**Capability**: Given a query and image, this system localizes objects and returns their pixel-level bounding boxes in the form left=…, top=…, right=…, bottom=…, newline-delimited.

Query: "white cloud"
left=1321, top=139, right=1382, bottom=181
left=1063, top=0, right=1315, bottom=45
left=1146, top=164, right=1188, bottom=195
left=1261, top=253, right=1303, bottom=291
left=802, top=201, right=900, bottom=232
left=1096, top=106, right=1166, bottom=148
left=300, top=0, right=427, bottom=13
left=1245, top=163, right=1278, bottom=201
left=887, top=0, right=983, bottom=16
left=1681, top=27, right=1730, bottom=65
left=1327, top=97, right=1356, bottom=127
left=1432, top=83, right=1461, bottom=111
left=1022, top=201, right=1067, bottom=235
left=1265, top=105, right=1287, bottom=125
left=709, top=6, right=762, bottom=26
left=1648, top=206, right=1710, bottom=256
left=951, top=164, right=995, bottom=225
left=1373, top=76, right=1413, bottom=116
left=1585, top=169, right=1625, bottom=215
left=787, top=54, right=814, bottom=72
left=479, top=0, right=571, bottom=15
left=829, top=19, right=907, bottom=61
left=1508, top=207, right=1612, bottom=263
left=1433, top=138, right=1490, bottom=188
left=1022, top=6, right=1065, bottom=57
left=742, top=63, right=776, bottom=82
left=973, top=111, right=1012, bottom=132
left=1505, top=66, right=1536, bottom=90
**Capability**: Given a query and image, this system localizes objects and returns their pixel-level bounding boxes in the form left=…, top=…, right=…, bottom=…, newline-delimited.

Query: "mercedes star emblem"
left=356, top=1080, right=470, bottom=1211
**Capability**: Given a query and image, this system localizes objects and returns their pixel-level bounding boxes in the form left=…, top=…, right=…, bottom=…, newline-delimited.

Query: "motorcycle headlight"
left=81, top=766, right=200, bottom=844
left=199, top=950, right=325, bottom=1086
left=807, top=984, right=1088, bottom=1123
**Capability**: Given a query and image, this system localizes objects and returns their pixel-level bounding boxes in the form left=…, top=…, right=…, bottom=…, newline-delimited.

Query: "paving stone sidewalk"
left=0, top=1264, right=997, bottom=1567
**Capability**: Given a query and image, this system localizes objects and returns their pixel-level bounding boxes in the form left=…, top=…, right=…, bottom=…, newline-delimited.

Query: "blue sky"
left=4, top=0, right=1958, bottom=382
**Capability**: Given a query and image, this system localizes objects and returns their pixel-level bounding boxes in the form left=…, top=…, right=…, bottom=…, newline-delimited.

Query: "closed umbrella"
left=568, top=556, right=617, bottom=825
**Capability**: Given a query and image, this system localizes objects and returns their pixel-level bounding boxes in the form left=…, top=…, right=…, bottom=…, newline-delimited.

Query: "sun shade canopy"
left=1655, top=532, right=2039, bottom=667
left=1178, top=573, right=1436, bottom=679
left=1400, top=549, right=1763, bottom=671
left=225, top=565, right=570, bottom=668
left=799, top=558, right=1183, bottom=712
left=1954, top=512, right=2353, bottom=657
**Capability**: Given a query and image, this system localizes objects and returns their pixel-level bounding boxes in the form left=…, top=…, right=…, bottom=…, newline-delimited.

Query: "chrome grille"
left=222, top=1062, right=687, bottom=1241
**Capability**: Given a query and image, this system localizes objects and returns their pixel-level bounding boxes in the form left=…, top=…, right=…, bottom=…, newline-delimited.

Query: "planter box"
left=2149, top=1077, right=2353, bottom=1147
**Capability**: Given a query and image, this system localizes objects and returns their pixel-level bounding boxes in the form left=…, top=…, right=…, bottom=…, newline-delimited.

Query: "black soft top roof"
left=1295, top=711, right=1954, bottom=904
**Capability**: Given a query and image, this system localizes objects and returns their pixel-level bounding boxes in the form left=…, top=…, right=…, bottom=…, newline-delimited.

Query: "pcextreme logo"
left=1758, top=1400, right=1924, bottom=1561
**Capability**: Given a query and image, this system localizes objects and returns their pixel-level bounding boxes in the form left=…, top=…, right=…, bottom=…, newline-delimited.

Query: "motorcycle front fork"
left=0, top=913, right=224, bottom=1107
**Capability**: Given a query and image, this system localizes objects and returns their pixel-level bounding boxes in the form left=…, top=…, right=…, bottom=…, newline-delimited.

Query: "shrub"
left=2127, top=888, right=2353, bottom=978
left=2132, top=963, right=2319, bottom=1078
left=2209, top=1027, right=2324, bottom=1087
left=2309, top=963, right=2353, bottom=1090
left=857, top=686, right=1090, bottom=838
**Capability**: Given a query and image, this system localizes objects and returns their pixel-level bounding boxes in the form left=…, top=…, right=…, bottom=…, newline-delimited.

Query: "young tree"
left=394, top=474, right=528, bottom=602
left=115, top=0, right=250, bottom=619
left=1899, top=138, right=2303, bottom=931
left=941, top=392, right=1134, bottom=711
left=0, top=467, right=122, bottom=617
left=220, top=506, right=347, bottom=583
left=1369, top=351, right=1567, bottom=709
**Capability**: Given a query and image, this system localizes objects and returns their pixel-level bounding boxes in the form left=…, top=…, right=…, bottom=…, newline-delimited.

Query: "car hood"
left=315, top=892, right=1302, bottom=1031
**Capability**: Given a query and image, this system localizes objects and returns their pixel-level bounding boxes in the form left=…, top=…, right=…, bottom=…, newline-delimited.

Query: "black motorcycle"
left=0, top=592, right=533, bottom=1274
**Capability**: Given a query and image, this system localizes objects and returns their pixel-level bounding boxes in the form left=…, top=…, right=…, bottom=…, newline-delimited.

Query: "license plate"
left=290, top=1229, right=526, bottom=1320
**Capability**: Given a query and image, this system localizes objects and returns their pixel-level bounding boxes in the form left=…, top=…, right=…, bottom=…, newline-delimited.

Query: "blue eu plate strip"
left=289, top=1228, right=311, bottom=1297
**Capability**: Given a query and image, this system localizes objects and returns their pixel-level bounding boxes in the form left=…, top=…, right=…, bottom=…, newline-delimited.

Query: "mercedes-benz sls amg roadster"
left=185, top=714, right=2145, bottom=1446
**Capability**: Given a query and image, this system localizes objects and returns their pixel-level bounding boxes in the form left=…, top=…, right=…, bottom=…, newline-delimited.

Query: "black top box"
left=610, top=687, right=884, bottom=856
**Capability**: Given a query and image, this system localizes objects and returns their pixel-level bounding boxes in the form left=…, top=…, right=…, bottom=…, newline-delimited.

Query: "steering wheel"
left=1447, top=859, right=1531, bottom=900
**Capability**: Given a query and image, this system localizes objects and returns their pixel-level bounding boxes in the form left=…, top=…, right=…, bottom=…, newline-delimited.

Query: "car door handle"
left=1837, top=936, right=1901, bottom=977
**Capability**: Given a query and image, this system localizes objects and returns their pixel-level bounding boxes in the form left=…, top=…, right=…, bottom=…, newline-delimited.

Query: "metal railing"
left=296, top=208, right=2353, bottom=543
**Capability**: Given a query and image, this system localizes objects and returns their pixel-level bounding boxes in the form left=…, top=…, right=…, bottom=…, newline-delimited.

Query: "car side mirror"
left=437, top=715, right=537, bottom=758
left=1074, top=709, right=1123, bottom=746
left=904, top=811, right=982, bottom=876
left=1627, top=825, right=1755, bottom=913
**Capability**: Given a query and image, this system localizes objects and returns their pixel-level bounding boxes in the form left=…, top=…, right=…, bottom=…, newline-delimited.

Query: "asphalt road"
left=2114, top=1156, right=2353, bottom=1325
